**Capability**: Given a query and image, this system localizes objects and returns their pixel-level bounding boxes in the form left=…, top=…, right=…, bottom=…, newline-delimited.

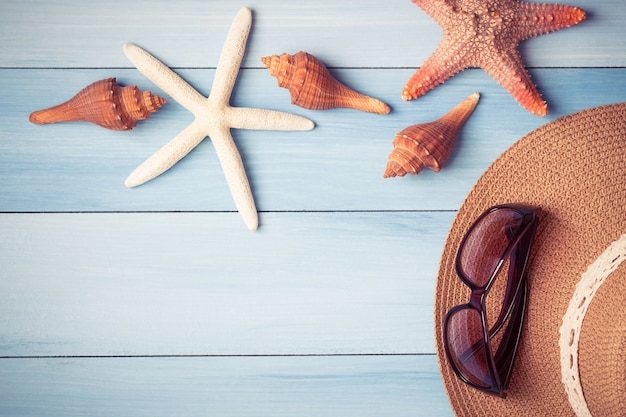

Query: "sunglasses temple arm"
left=493, top=280, right=528, bottom=387
left=488, top=246, right=521, bottom=336
left=487, top=220, right=536, bottom=336
left=457, top=242, right=531, bottom=363
left=458, top=253, right=523, bottom=362
left=456, top=312, right=502, bottom=364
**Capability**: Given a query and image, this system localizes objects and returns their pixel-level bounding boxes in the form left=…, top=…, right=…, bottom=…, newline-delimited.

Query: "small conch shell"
left=384, top=92, right=480, bottom=178
left=29, top=77, right=166, bottom=131
left=262, top=51, right=390, bottom=114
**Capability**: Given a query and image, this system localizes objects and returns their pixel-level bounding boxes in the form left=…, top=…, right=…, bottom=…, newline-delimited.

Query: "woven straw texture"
left=434, top=102, right=626, bottom=416
left=578, top=262, right=626, bottom=416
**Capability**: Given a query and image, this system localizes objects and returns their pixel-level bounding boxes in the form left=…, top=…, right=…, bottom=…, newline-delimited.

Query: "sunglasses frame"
left=443, top=204, right=539, bottom=398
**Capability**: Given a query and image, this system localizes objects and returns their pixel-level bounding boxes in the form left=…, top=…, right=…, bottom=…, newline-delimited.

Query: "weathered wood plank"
left=4, top=67, right=625, bottom=212
left=0, top=211, right=453, bottom=357
left=0, top=355, right=454, bottom=417
left=0, top=0, right=617, bottom=69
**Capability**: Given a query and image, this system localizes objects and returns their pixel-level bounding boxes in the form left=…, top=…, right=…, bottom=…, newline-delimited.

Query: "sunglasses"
left=443, top=204, right=539, bottom=398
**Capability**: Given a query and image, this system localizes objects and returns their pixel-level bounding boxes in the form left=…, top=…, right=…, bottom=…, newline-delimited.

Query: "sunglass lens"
left=457, top=209, right=525, bottom=287
left=446, top=307, right=493, bottom=388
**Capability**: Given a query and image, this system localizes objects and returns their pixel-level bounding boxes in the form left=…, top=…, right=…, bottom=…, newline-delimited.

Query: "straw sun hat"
left=435, top=102, right=626, bottom=416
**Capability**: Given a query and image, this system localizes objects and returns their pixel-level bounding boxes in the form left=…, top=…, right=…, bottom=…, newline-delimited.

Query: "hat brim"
left=434, top=102, right=626, bottom=416
left=578, top=262, right=626, bottom=416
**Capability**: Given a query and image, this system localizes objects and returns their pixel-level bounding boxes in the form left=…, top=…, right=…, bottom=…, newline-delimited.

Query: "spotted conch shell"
left=262, top=51, right=391, bottom=114
left=29, top=78, right=166, bottom=131
left=384, top=92, right=480, bottom=178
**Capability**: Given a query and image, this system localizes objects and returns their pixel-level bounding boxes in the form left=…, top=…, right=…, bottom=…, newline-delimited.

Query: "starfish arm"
left=123, top=43, right=206, bottom=114
left=209, top=7, right=252, bottom=108
left=513, top=2, right=586, bottom=41
left=125, top=119, right=207, bottom=188
left=411, top=0, right=455, bottom=27
left=402, top=41, right=470, bottom=101
left=482, top=49, right=547, bottom=116
left=210, top=125, right=258, bottom=231
left=227, top=107, right=315, bottom=131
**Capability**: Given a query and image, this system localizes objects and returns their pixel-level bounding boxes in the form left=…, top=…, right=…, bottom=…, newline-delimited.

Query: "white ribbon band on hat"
left=559, top=232, right=626, bottom=417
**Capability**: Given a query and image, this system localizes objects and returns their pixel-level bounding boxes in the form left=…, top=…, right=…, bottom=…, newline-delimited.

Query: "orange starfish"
left=402, top=0, right=586, bottom=116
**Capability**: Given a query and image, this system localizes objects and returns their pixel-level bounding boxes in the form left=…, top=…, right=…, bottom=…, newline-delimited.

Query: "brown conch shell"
left=29, top=77, right=166, bottom=131
left=384, top=92, right=480, bottom=178
left=262, top=51, right=391, bottom=114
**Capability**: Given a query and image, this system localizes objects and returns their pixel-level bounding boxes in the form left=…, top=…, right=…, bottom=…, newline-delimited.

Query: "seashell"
left=261, top=51, right=390, bottom=115
left=384, top=92, right=480, bottom=178
left=29, top=78, right=166, bottom=131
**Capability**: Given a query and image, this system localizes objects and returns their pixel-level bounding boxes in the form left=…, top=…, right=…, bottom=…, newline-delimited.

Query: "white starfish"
left=123, top=7, right=314, bottom=231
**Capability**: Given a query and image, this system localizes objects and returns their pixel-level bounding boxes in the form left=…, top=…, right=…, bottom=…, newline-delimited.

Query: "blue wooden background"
left=1, top=0, right=624, bottom=415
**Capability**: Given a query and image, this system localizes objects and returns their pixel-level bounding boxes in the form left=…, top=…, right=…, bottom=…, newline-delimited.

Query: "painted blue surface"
left=0, top=0, right=623, bottom=415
